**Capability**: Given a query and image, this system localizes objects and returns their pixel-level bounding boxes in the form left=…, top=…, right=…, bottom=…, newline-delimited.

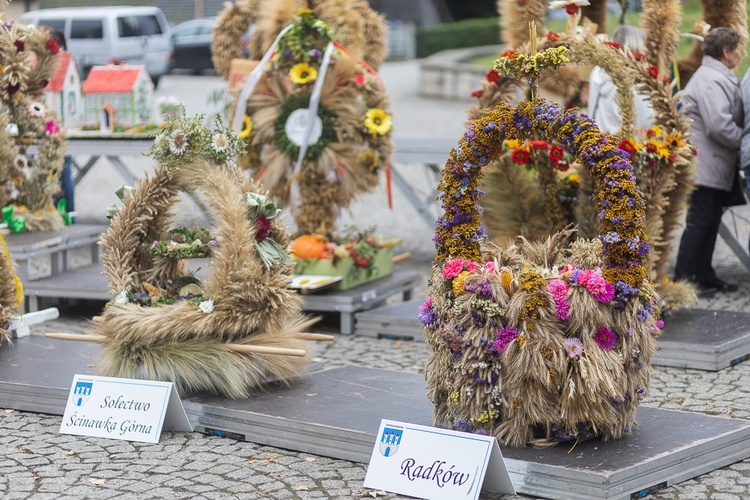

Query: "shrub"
left=416, top=18, right=501, bottom=58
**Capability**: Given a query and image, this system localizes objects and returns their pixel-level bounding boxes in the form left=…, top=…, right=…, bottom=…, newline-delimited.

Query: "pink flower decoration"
left=45, top=120, right=60, bottom=135
left=418, top=297, right=433, bottom=314
left=483, top=261, right=496, bottom=273
left=354, top=74, right=366, bottom=85
left=466, top=261, right=478, bottom=272
left=564, top=337, right=583, bottom=358
left=442, top=259, right=465, bottom=279
left=554, top=299, right=570, bottom=321
left=547, top=279, right=569, bottom=302
left=655, top=319, right=664, bottom=329
left=577, top=269, right=615, bottom=303
left=493, top=326, right=519, bottom=353
left=594, top=326, right=618, bottom=350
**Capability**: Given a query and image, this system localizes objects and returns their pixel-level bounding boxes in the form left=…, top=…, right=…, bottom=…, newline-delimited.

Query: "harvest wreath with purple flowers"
left=422, top=97, right=662, bottom=447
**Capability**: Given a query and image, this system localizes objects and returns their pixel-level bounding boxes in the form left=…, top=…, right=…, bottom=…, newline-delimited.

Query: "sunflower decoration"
left=0, top=17, right=67, bottom=233
left=238, top=9, right=392, bottom=234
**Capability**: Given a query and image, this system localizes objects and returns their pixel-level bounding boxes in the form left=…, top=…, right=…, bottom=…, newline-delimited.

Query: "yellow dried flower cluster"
left=494, top=46, right=570, bottom=81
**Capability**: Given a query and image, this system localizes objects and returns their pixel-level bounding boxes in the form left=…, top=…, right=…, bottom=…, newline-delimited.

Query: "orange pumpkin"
left=291, top=234, right=327, bottom=259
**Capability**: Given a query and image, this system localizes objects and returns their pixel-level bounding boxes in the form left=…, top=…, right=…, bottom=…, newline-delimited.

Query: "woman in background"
left=673, top=27, right=744, bottom=295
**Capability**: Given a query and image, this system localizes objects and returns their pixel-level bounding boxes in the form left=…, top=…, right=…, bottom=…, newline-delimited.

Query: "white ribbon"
left=288, top=40, right=336, bottom=214
left=231, top=24, right=294, bottom=133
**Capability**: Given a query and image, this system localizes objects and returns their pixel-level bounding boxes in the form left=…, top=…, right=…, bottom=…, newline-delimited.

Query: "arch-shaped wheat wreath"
left=94, top=115, right=315, bottom=398
left=422, top=99, right=661, bottom=447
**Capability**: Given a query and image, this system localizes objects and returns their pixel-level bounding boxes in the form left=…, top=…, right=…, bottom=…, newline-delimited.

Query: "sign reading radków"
left=364, top=419, right=515, bottom=500
left=60, top=374, right=192, bottom=444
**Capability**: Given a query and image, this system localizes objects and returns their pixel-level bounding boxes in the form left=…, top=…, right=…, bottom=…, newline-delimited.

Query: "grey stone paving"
left=4, top=57, right=750, bottom=498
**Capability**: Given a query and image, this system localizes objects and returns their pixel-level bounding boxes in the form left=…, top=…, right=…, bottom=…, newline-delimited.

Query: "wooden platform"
left=655, top=308, right=750, bottom=371
left=2, top=336, right=750, bottom=500
left=354, top=298, right=424, bottom=341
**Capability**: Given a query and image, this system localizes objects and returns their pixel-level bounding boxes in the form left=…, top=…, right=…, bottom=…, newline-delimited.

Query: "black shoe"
left=695, top=285, right=717, bottom=298
left=711, top=279, right=738, bottom=293
left=697, top=277, right=738, bottom=293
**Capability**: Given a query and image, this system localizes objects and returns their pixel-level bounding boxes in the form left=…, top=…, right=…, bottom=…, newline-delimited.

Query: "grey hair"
left=612, top=25, right=647, bottom=53
left=702, top=26, right=741, bottom=59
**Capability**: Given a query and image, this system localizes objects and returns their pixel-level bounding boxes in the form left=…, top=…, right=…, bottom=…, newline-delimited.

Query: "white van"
left=21, top=6, right=172, bottom=87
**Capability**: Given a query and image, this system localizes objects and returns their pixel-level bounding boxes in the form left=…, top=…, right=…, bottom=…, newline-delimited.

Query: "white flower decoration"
left=168, top=130, right=189, bottom=154
left=13, top=154, right=28, bottom=170
left=154, top=132, right=169, bottom=150
left=211, top=132, right=229, bottom=153
left=198, top=299, right=214, bottom=314
left=27, top=101, right=46, bottom=117
left=114, top=290, right=129, bottom=304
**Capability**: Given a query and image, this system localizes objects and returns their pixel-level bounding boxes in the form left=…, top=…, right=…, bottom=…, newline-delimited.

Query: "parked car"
left=169, top=18, right=216, bottom=74
left=20, top=6, right=172, bottom=87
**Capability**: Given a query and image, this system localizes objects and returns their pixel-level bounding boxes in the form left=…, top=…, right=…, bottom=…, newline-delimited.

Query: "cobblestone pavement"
left=4, top=58, right=750, bottom=498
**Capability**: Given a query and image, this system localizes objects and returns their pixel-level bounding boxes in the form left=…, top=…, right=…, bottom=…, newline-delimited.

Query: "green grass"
left=468, top=0, right=750, bottom=77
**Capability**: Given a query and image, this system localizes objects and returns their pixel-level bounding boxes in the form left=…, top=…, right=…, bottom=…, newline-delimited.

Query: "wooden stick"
left=392, top=252, right=412, bottom=264
left=227, top=344, right=306, bottom=357
left=298, top=333, right=334, bottom=341
left=44, top=332, right=307, bottom=357
left=45, top=332, right=108, bottom=342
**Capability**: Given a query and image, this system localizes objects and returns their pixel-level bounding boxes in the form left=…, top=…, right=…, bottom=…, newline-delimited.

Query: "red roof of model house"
left=44, top=52, right=73, bottom=92
left=82, top=65, right=144, bottom=93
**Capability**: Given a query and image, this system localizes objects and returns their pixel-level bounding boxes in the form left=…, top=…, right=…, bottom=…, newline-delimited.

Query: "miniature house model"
left=81, top=64, right=154, bottom=131
left=42, top=52, right=83, bottom=129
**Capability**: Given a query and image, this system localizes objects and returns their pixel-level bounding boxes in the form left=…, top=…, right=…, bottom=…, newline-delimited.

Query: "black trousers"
left=674, top=186, right=726, bottom=285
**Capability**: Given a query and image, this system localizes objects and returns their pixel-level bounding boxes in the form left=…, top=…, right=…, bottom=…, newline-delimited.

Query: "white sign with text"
left=364, top=420, right=515, bottom=500
left=60, top=374, right=192, bottom=444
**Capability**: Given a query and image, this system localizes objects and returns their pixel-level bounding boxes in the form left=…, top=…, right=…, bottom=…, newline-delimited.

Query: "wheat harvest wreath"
left=421, top=97, right=663, bottom=447
left=90, top=113, right=318, bottom=399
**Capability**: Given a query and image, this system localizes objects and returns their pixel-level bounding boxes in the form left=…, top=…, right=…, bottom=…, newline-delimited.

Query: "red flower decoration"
left=255, top=214, right=271, bottom=242
left=633, top=52, right=645, bottom=61
left=647, top=66, right=659, bottom=79
left=471, top=89, right=484, bottom=98
left=353, top=73, right=366, bottom=86
left=565, top=3, right=580, bottom=15
left=618, top=139, right=636, bottom=155
left=528, top=140, right=548, bottom=150
left=500, top=49, right=517, bottom=58
left=663, top=76, right=671, bottom=85
left=605, top=41, right=621, bottom=49
left=46, top=38, right=60, bottom=54
left=645, top=143, right=657, bottom=153
left=554, top=161, right=570, bottom=172
left=549, top=144, right=564, bottom=163
left=546, top=31, right=560, bottom=43
left=14, top=40, right=24, bottom=52
left=486, top=69, right=500, bottom=83
left=510, top=149, right=530, bottom=164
